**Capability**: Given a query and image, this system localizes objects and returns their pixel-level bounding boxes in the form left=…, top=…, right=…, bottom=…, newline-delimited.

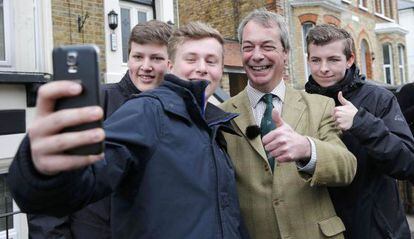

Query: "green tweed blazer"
left=220, top=86, right=357, bottom=239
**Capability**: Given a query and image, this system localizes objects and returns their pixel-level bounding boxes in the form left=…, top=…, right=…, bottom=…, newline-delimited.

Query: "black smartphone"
left=52, top=44, right=103, bottom=155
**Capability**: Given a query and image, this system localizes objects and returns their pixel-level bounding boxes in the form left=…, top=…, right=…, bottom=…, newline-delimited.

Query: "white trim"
left=375, top=22, right=408, bottom=34
left=382, top=43, right=394, bottom=85
left=398, top=44, right=406, bottom=83
left=374, top=12, right=395, bottom=22
left=0, top=0, right=12, bottom=67
left=290, top=1, right=344, bottom=13
left=341, top=0, right=351, bottom=4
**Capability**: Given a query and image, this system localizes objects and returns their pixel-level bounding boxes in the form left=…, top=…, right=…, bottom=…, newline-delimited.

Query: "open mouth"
left=138, top=75, right=155, bottom=82
left=249, top=65, right=272, bottom=72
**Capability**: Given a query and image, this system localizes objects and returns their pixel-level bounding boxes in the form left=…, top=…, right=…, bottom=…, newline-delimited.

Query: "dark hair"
left=306, top=24, right=355, bottom=61
left=128, top=20, right=173, bottom=54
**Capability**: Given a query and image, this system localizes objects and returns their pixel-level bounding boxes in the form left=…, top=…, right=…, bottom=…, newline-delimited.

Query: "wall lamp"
left=108, top=10, right=118, bottom=51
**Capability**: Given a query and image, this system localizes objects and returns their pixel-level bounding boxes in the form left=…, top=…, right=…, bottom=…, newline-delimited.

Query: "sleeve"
left=27, top=214, right=73, bottom=239
left=6, top=97, right=162, bottom=217
left=350, top=93, right=414, bottom=182
left=306, top=98, right=357, bottom=187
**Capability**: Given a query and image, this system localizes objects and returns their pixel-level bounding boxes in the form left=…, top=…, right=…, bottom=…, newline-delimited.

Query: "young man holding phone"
left=27, top=20, right=172, bottom=239
left=7, top=22, right=249, bottom=239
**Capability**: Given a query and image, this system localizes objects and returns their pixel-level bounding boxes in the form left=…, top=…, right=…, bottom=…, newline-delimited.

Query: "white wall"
left=399, top=8, right=414, bottom=82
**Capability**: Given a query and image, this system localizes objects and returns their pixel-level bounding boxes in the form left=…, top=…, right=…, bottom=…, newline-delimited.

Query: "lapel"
left=230, top=89, right=267, bottom=161
left=281, top=86, right=306, bottom=131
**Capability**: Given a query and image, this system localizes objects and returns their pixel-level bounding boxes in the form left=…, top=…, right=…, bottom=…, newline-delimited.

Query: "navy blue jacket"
left=8, top=74, right=249, bottom=239
left=26, top=72, right=139, bottom=239
left=306, top=65, right=414, bottom=239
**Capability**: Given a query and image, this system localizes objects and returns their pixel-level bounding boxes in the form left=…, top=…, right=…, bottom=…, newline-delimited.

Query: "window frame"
left=382, top=43, right=394, bottom=85
left=398, top=44, right=406, bottom=84
left=301, top=21, right=314, bottom=81
left=120, top=1, right=154, bottom=64
left=0, top=0, right=12, bottom=67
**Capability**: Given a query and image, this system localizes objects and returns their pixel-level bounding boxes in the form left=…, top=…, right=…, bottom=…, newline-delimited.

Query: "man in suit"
left=220, top=9, right=356, bottom=239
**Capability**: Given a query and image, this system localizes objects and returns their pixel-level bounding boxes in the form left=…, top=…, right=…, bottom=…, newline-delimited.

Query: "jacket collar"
left=149, top=74, right=238, bottom=132
left=305, top=64, right=364, bottom=105
left=119, top=71, right=141, bottom=97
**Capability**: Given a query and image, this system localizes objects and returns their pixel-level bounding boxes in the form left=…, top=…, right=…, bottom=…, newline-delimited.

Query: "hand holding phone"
left=52, top=45, right=103, bottom=155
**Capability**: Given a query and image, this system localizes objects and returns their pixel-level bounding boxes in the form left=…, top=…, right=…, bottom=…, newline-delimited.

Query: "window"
left=398, top=44, right=406, bottom=84
left=0, top=0, right=11, bottom=67
left=360, top=40, right=372, bottom=79
left=376, top=0, right=385, bottom=15
left=382, top=43, right=394, bottom=84
left=120, top=1, right=154, bottom=63
left=0, top=175, right=13, bottom=232
left=302, top=22, right=314, bottom=80
left=359, top=0, right=368, bottom=9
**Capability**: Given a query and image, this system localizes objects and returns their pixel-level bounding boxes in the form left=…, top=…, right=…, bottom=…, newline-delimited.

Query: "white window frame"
left=398, top=44, right=406, bottom=84
left=382, top=43, right=394, bottom=85
left=120, top=1, right=154, bottom=64
left=361, top=40, right=368, bottom=77
left=0, top=0, right=12, bottom=67
left=358, top=0, right=368, bottom=11
left=301, top=22, right=314, bottom=81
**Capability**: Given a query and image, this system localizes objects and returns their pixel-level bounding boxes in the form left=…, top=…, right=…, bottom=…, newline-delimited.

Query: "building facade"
left=0, top=0, right=173, bottom=238
left=399, top=0, right=414, bottom=83
left=178, top=0, right=409, bottom=93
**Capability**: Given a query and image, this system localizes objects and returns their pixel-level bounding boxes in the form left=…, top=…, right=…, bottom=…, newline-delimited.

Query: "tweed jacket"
left=220, top=85, right=357, bottom=239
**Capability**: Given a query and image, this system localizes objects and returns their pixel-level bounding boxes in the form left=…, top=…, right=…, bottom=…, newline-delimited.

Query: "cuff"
left=296, top=137, right=317, bottom=174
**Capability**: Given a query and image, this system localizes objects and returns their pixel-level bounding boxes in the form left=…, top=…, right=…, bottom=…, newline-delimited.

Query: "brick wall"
left=51, top=0, right=106, bottom=77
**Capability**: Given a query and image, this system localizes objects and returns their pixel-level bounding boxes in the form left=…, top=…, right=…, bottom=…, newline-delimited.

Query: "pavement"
left=407, top=214, right=414, bottom=238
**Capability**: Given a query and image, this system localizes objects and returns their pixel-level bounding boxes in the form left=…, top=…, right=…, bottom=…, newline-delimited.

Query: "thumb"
left=272, top=109, right=284, bottom=127
left=337, top=91, right=350, bottom=106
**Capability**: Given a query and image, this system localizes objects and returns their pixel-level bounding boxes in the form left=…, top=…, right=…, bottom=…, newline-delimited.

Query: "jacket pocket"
left=318, top=216, right=346, bottom=237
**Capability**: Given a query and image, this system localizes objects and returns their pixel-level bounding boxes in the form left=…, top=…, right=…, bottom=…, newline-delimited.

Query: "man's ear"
left=347, top=53, right=355, bottom=68
left=168, top=60, right=173, bottom=71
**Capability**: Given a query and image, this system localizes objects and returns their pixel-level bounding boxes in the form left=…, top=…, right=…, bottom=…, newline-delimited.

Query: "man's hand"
left=28, top=81, right=105, bottom=176
left=262, top=109, right=311, bottom=163
left=333, top=91, right=357, bottom=131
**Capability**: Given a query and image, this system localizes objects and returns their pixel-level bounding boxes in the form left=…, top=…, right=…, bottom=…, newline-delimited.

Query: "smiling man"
left=7, top=22, right=249, bottom=239
left=305, top=24, right=414, bottom=239
left=220, top=10, right=356, bottom=239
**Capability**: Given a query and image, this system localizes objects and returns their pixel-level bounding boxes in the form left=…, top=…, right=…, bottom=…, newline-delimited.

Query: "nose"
left=141, top=58, right=152, bottom=71
left=252, top=46, right=264, bottom=62
left=320, top=60, right=329, bottom=74
left=196, top=60, right=207, bottom=76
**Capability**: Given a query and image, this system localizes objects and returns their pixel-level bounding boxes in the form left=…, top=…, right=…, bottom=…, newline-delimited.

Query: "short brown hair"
left=128, top=20, right=173, bottom=54
left=306, top=24, right=355, bottom=61
left=168, top=21, right=224, bottom=63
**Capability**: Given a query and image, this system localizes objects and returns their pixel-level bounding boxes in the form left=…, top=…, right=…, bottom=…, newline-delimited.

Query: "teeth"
left=251, top=66, right=269, bottom=71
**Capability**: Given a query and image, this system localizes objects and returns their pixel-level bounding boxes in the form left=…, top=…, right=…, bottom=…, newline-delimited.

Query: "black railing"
left=0, top=210, right=21, bottom=239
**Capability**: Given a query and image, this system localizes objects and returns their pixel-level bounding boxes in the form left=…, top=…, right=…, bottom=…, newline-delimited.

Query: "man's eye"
left=263, top=46, right=276, bottom=51
left=186, top=58, right=196, bottom=62
left=133, top=55, right=143, bottom=60
left=242, top=46, right=253, bottom=52
left=311, top=59, right=320, bottom=64
left=152, top=57, right=165, bottom=61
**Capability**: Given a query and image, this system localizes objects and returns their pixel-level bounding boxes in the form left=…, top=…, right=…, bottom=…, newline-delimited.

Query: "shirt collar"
left=246, top=80, right=286, bottom=109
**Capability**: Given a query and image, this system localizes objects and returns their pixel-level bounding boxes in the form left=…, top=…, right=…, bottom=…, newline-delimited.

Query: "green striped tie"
left=260, top=93, right=276, bottom=171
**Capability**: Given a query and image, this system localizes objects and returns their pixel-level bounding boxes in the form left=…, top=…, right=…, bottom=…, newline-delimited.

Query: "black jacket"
left=305, top=65, right=414, bottom=239
left=8, top=74, right=249, bottom=239
left=27, top=72, right=140, bottom=239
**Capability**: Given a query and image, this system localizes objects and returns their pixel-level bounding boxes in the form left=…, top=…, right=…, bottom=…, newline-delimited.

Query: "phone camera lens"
left=67, top=52, right=78, bottom=66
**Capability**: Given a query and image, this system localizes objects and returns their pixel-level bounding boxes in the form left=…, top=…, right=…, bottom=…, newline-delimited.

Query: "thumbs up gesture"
left=262, top=109, right=311, bottom=163
left=333, top=91, right=358, bottom=131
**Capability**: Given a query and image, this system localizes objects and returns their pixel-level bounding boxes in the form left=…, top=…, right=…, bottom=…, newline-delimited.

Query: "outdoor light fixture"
left=108, top=10, right=118, bottom=30
left=108, top=10, right=118, bottom=51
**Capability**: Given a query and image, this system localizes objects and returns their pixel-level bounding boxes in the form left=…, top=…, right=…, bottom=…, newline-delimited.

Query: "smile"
left=249, top=65, right=272, bottom=71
